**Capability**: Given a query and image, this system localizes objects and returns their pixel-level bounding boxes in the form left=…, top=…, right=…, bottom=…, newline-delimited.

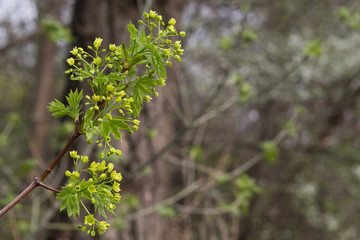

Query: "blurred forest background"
left=1, top=0, right=360, bottom=239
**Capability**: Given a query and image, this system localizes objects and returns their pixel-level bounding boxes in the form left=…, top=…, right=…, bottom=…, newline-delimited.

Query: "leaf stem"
left=80, top=200, right=91, bottom=215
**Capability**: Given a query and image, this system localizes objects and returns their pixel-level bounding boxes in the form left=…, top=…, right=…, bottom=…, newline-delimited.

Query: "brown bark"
left=32, top=1, right=66, bottom=166
left=32, top=39, right=56, bottom=166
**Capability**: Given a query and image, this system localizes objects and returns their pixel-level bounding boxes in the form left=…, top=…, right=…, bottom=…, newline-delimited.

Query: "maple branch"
left=0, top=121, right=81, bottom=217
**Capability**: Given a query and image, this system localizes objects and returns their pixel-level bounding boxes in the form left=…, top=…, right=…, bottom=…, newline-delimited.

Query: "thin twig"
left=125, top=75, right=232, bottom=179
left=123, top=128, right=289, bottom=220
left=0, top=121, right=81, bottom=217
left=34, top=177, right=60, bottom=193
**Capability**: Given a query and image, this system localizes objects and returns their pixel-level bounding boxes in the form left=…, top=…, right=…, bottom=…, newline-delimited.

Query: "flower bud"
left=106, top=113, right=113, bottom=120
left=93, top=37, right=103, bottom=50
left=174, top=55, right=182, bottom=62
left=168, top=18, right=176, bottom=26
left=81, top=155, right=89, bottom=164
left=116, top=97, right=122, bottom=103
left=174, top=41, right=181, bottom=49
left=88, top=185, right=96, bottom=193
left=155, top=15, right=162, bottom=22
left=72, top=171, right=80, bottom=179
left=133, top=119, right=140, bottom=125
left=168, top=25, right=176, bottom=33
left=89, top=162, right=98, bottom=172
left=177, top=48, right=184, bottom=55
left=106, top=84, right=115, bottom=92
left=70, top=47, right=78, bottom=55
left=163, top=48, right=171, bottom=57
left=107, top=163, right=114, bottom=172
left=112, top=181, right=120, bottom=192
left=149, top=10, right=156, bottom=18
left=66, top=57, right=75, bottom=66
left=94, top=56, right=102, bottom=65
left=144, top=95, right=152, bottom=102
left=70, top=150, right=79, bottom=159
left=113, top=193, right=121, bottom=202
left=92, top=95, right=100, bottom=102
left=159, top=78, right=166, bottom=86
left=99, top=173, right=107, bottom=180
left=65, top=170, right=72, bottom=177
left=109, top=43, right=116, bottom=51
left=166, top=60, right=172, bottom=67
left=111, top=170, right=123, bottom=181
left=179, top=31, right=186, bottom=37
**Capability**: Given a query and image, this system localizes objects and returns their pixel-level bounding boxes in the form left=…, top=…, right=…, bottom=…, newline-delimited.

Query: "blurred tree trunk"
left=70, top=1, right=187, bottom=239
left=32, top=1, right=65, bottom=167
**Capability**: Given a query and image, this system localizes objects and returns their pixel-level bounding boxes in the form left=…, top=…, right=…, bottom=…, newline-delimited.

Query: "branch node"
left=34, top=177, right=60, bottom=193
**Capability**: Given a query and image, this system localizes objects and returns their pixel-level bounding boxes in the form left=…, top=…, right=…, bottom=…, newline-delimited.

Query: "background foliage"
left=1, top=0, right=360, bottom=239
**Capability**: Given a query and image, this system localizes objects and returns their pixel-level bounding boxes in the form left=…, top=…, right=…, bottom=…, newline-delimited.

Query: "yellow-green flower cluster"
left=81, top=214, right=111, bottom=236
left=141, top=10, right=185, bottom=63
left=64, top=157, right=122, bottom=236
left=145, top=12, right=185, bottom=64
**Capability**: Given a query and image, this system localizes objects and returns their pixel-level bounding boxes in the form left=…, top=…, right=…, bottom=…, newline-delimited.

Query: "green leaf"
left=129, top=55, right=147, bottom=67
left=260, top=140, right=279, bottom=163
left=131, top=75, right=157, bottom=117
left=302, top=40, right=322, bottom=58
left=121, top=42, right=129, bottom=60
left=48, top=99, right=68, bottom=117
left=66, top=89, right=83, bottom=120
left=127, top=22, right=138, bottom=39
left=216, top=173, right=231, bottom=184
left=189, top=145, right=202, bottom=160
left=96, top=73, right=108, bottom=94
left=83, top=108, right=95, bottom=128
left=283, top=120, right=297, bottom=138
left=157, top=206, right=177, bottom=218
left=85, top=130, right=95, bottom=144
left=241, top=29, right=258, bottom=42
left=77, top=180, right=93, bottom=201
left=57, top=186, right=80, bottom=217
left=101, top=117, right=132, bottom=140
left=41, top=19, right=73, bottom=43
left=151, top=46, right=166, bottom=79
left=107, top=72, right=125, bottom=85
left=48, top=89, right=83, bottom=120
left=239, top=82, right=254, bottom=102
left=336, top=7, right=351, bottom=20
left=219, top=36, right=234, bottom=50
left=93, top=184, right=117, bottom=218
